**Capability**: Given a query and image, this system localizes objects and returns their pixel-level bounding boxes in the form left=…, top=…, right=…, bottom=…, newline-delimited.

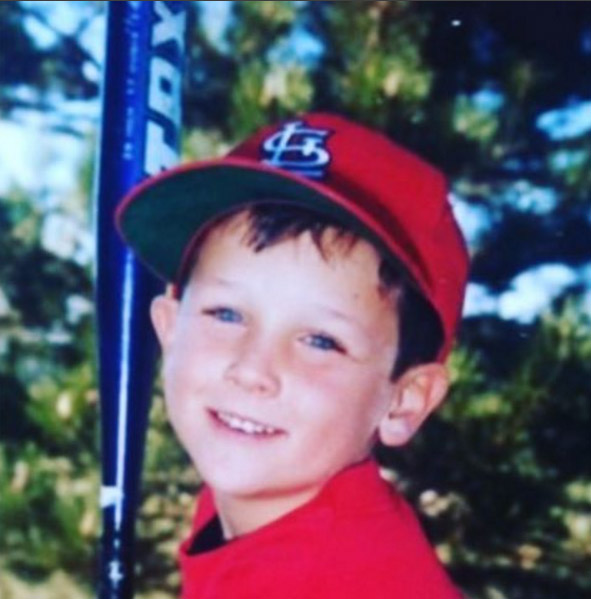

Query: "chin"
left=195, top=460, right=273, bottom=497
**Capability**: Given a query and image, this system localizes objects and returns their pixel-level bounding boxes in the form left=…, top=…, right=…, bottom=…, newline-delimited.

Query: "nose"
left=223, top=330, right=281, bottom=398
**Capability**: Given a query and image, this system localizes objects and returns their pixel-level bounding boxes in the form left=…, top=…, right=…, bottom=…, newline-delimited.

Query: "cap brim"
left=116, top=156, right=418, bottom=286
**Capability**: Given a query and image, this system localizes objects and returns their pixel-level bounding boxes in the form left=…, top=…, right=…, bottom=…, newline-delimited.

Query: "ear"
left=378, top=363, right=449, bottom=447
left=150, top=294, right=180, bottom=351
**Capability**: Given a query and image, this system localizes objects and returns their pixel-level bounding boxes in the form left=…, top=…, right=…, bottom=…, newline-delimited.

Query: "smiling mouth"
left=210, top=409, right=284, bottom=437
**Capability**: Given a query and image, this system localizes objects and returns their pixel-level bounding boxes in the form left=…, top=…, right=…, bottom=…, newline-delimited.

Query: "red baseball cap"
left=116, top=112, right=469, bottom=359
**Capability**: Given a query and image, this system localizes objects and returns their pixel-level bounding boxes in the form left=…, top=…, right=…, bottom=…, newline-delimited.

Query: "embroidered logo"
left=262, top=121, right=331, bottom=179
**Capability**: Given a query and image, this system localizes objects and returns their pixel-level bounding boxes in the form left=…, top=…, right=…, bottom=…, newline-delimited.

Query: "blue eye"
left=205, top=307, right=243, bottom=323
left=306, top=334, right=344, bottom=353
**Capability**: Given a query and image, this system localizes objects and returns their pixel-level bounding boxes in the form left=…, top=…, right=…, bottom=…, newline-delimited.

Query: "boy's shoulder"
left=180, top=461, right=462, bottom=599
left=312, top=461, right=462, bottom=597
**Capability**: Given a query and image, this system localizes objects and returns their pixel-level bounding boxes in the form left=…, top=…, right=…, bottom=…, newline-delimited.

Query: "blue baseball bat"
left=93, top=3, right=186, bottom=597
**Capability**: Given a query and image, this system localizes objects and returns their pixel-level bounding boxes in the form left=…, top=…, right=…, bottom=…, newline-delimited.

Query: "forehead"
left=177, top=205, right=401, bottom=302
left=184, top=210, right=399, bottom=320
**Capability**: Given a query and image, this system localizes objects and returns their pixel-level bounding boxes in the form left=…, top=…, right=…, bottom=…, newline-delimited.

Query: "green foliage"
left=0, top=0, right=102, bottom=120
left=453, top=93, right=500, bottom=145
left=0, top=442, right=98, bottom=577
left=0, top=2, right=48, bottom=91
left=320, top=1, right=432, bottom=125
left=230, top=0, right=297, bottom=57
left=379, top=301, right=591, bottom=597
left=0, top=184, right=98, bottom=584
left=230, top=58, right=314, bottom=138
left=0, top=357, right=98, bottom=581
left=225, top=1, right=315, bottom=138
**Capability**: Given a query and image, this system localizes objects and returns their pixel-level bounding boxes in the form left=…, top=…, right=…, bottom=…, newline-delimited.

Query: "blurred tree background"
left=1, top=1, right=590, bottom=598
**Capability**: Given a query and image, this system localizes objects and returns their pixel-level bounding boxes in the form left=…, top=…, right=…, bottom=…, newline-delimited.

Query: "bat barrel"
left=93, top=3, right=187, bottom=598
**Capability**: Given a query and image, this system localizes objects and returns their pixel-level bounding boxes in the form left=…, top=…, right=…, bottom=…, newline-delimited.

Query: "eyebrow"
left=311, top=303, right=368, bottom=336
left=184, top=275, right=241, bottom=300
left=199, top=276, right=240, bottom=288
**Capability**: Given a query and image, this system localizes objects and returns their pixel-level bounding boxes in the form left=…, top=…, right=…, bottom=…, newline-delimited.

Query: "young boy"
left=116, top=113, right=469, bottom=598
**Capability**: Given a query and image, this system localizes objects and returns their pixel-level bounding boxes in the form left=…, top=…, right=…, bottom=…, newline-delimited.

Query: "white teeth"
left=215, top=410, right=279, bottom=436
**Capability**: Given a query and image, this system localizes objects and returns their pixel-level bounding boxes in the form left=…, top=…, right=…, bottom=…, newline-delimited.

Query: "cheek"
left=160, top=340, right=217, bottom=450
left=165, top=323, right=231, bottom=375
left=291, top=362, right=391, bottom=437
left=161, top=332, right=222, bottom=406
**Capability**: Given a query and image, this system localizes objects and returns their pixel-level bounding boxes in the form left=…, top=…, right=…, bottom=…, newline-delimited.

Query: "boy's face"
left=152, top=212, right=401, bottom=502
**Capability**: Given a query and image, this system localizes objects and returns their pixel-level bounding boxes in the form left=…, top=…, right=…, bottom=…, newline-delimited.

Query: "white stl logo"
left=262, top=121, right=331, bottom=179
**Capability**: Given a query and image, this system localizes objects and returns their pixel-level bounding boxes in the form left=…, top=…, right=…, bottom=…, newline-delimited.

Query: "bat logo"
left=144, top=1, right=186, bottom=175
left=108, top=559, right=125, bottom=588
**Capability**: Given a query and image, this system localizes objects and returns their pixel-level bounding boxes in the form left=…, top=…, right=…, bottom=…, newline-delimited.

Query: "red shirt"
left=179, top=460, right=463, bottom=598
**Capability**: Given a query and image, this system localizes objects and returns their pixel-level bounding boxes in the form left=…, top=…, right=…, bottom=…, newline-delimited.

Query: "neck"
left=212, top=485, right=321, bottom=539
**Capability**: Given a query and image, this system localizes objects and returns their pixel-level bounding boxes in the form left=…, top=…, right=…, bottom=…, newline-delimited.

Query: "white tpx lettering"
left=262, top=121, right=331, bottom=178
left=145, top=121, right=179, bottom=175
left=152, top=1, right=186, bottom=48
left=148, top=56, right=181, bottom=130
left=144, top=2, right=185, bottom=175
left=108, top=560, right=125, bottom=587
